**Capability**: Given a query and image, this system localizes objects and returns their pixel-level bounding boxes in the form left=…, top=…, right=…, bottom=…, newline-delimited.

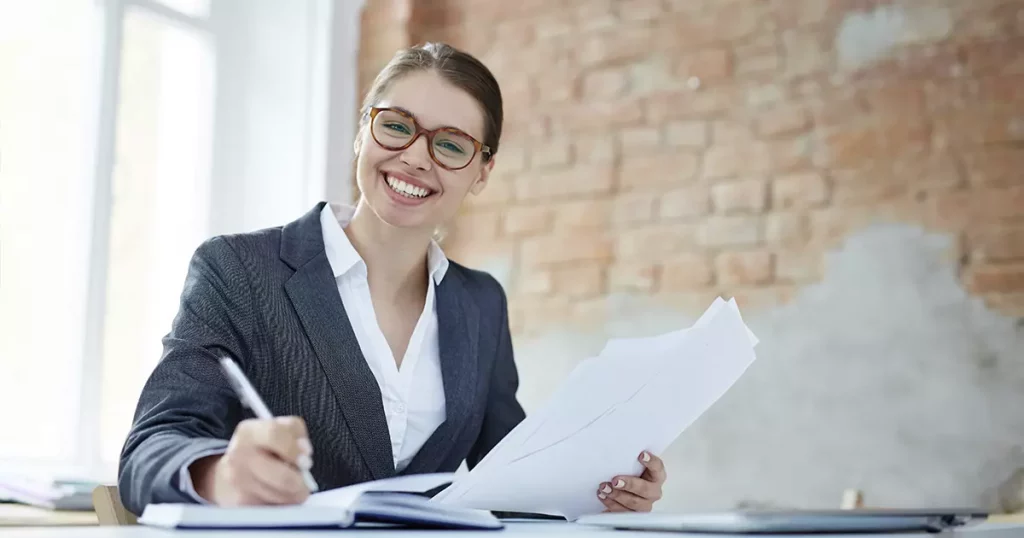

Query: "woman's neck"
left=343, top=200, right=434, bottom=302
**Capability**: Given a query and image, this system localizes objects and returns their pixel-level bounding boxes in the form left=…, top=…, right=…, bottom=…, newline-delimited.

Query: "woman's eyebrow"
left=396, top=105, right=472, bottom=134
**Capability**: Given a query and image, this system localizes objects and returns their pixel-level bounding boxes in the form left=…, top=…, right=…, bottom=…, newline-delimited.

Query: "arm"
left=117, top=236, right=254, bottom=515
left=466, top=282, right=526, bottom=468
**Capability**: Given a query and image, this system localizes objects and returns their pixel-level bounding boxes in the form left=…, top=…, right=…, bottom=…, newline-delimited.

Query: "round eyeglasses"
left=366, top=106, right=491, bottom=171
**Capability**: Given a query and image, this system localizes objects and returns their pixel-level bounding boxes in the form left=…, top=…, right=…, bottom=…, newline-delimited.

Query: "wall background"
left=359, top=0, right=1024, bottom=511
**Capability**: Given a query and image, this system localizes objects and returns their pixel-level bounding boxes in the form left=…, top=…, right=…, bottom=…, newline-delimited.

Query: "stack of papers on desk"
left=0, top=473, right=99, bottom=511
left=433, top=297, right=758, bottom=520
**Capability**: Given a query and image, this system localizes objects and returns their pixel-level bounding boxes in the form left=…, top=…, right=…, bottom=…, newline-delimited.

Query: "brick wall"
left=360, top=0, right=1024, bottom=338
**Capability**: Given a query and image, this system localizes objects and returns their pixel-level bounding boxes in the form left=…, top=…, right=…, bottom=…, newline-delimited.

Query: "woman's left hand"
left=596, top=451, right=666, bottom=512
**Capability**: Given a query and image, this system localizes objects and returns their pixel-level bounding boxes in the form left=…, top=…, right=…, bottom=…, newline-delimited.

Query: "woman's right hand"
left=190, top=417, right=314, bottom=506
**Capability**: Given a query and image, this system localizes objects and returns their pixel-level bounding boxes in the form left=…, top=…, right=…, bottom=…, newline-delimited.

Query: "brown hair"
left=360, top=42, right=503, bottom=160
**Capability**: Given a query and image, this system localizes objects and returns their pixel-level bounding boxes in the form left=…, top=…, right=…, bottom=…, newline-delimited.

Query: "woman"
left=118, top=42, right=667, bottom=516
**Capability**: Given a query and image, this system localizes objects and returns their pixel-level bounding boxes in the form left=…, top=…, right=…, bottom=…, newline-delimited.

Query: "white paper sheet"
left=434, top=297, right=758, bottom=520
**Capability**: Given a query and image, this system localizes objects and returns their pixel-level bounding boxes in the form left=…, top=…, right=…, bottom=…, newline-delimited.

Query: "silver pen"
left=218, top=357, right=320, bottom=492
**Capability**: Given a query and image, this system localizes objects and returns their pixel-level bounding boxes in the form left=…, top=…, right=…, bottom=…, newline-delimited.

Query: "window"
left=0, top=0, right=348, bottom=481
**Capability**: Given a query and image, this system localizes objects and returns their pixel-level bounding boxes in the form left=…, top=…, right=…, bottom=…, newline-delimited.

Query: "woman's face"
left=354, top=69, right=494, bottom=233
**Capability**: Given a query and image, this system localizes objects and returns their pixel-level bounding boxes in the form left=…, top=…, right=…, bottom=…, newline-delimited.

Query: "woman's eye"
left=438, top=141, right=466, bottom=154
left=384, top=122, right=411, bottom=134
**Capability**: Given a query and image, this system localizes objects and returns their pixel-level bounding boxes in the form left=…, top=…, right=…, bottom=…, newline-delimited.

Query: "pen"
left=218, top=357, right=320, bottom=493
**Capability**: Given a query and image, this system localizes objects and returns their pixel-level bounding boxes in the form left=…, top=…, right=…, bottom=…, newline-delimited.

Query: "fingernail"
left=297, top=454, right=313, bottom=470
left=598, top=493, right=607, bottom=500
left=641, top=451, right=651, bottom=462
left=298, top=438, right=313, bottom=455
left=601, top=484, right=612, bottom=494
left=614, top=479, right=625, bottom=489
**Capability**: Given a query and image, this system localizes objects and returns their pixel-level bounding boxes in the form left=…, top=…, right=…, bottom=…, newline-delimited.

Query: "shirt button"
left=395, top=403, right=406, bottom=414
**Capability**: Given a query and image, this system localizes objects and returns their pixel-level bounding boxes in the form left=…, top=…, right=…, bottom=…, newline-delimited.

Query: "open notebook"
left=139, top=472, right=501, bottom=530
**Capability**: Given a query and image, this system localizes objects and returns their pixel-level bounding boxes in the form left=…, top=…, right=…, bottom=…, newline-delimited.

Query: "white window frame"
left=72, top=0, right=359, bottom=478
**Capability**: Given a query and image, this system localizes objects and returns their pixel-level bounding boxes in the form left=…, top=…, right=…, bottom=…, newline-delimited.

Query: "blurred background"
left=2, top=0, right=1023, bottom=515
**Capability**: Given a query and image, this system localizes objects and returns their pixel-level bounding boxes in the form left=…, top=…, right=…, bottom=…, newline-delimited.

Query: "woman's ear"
left=469, top=157, right=495, bottom=196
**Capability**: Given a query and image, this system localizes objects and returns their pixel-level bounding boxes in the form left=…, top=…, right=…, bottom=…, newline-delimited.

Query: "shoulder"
left=445, top=260, right=509, bottom=312
left=192, top=225, right=285, bottom=268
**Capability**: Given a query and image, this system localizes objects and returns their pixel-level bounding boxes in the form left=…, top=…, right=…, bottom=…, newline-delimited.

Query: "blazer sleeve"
left=117, top=236, right=254, bottom=515
left=466, top=282, right=526, bottom=468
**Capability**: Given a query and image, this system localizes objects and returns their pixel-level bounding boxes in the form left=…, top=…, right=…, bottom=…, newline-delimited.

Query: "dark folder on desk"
left=577, top=508, right=988, bottom=534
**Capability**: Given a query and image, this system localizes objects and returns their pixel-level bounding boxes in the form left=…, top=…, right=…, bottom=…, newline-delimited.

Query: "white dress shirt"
left=178, top=204, right=448, bottom=501
left=319, top=203, right=448, bottom=472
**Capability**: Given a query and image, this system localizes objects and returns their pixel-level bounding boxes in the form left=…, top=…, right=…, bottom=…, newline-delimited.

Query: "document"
left=432, top=297, right=758, bottom=520
left=140, top=473, right=501, bottom=530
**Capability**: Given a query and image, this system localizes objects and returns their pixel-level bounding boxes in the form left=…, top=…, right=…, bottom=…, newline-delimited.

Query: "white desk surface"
left=4, top=521, right=1023, bottom=538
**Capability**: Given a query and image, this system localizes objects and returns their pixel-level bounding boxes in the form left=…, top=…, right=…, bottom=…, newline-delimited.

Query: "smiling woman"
left=116, top=41, right=667, bottom=516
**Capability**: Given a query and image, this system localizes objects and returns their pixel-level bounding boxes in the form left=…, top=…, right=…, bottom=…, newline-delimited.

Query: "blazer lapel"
left=402, top=272, right=480, bottom=474
left=281, top=205, right=394, bottom=481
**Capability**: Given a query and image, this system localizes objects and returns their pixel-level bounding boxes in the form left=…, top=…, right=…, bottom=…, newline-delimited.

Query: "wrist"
left=189, top=454, right=223, bottom=502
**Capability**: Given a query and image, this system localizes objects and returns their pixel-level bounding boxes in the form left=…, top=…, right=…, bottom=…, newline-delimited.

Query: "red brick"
left=712, top=179, right=768, bottom=214
left=727, top=286, right=796, bottom=311
left=703, top=146, right=739, bottom=179
left=503, top=206, right=552, bottom=237
left=615, top=0, right=664, bottom=22
left=646, top=87, right=741, bottom=120
left=704, top=144, right=773, bottom=179
left=963, top=146, right=1024, bottom=187
left=551, top=263, right=606, bottom=298
left=756, top=105, right=811, bottom=138
left=808, top=208, right=873, bottom=246
left=665, top=121, right=709, bottom=148
left=965, top=262, right=1024, bottom=293
left=774, top=250, right=823, bottom=283
left=619, top=126, right=663, bottom=154
left=515, top=296, right=572, bottom=336
left=716, top=251, right=774, bottom=286
left=554, top=199, right=611, bottom=231
left=613, top=192, right=658, bottom=225
left=608, top=263, right=660, bottom=292
left=817, top=125, right=883, bottom=167
left=930, top=186, right=1024, bottom=225
left=982, top=292, right=1024, bottom=317
left=576, top=25, right=653, bottom=67
left=660, top=253, right=714, bottom=290
left=735, top=39, right=781, bottom=78
left=765, top=212, right=810, bottom=246
left=963, top=39, right=1024, bottom=76
left=533, top=71, right=575, bottom=103
left=831, top=167, right=907, bottom=206
left=772, top=172, right=830, bottom=209
left=783, top=30, right=828, bottom=76
left=521, top=235, right=613, bottom=266
left=574, top=134, right=618, bottom=164
left=746, top=83, right=786, bottom=108
left=768, top=137, right=814, bottom=172
left=615, top=225, right=699, bottom=260
left=628, top=56, right=677, bottom=96
left=531, top=138, right=574, bottom=169
left=620, top=152, right=700, bottom=190
left=879, top=114, right=931, bottom=154
left=893, top=154, right=965, bottom=194
left=934, top=111, right=1024, bottom=147
left=861, top=82, right=927, bottom=117
left=516, top=164, right=614, bottom=200
left=699, top=216, right=761, bottom=247
left=582, top=67, right=630, bottom=100
left=550, top=99, right=645, bottom=133
left=516, top=270, right=553, bottom=295
left=967, top=225, right=1024, bottom=262
left=660, top=186, right=711, bottom=220
left=453, top=210, right=501, bottom=240
left=769, top=0, right=829, bottom=27
left=496, top=145, right=528, bottom=175
left=712, top=120, right=755, bottom=145
left=675, top=48, right=733, bottom=81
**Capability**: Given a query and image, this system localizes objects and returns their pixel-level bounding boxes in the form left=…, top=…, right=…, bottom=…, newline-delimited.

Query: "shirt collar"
left=320, top=203, right=449, bottom=284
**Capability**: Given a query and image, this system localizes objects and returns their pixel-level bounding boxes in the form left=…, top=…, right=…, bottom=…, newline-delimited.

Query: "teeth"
left=386, top=175, right=430, bottom=198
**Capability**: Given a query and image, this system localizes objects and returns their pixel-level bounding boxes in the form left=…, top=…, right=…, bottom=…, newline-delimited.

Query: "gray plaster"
left=512, top=223, right=1024, bottom=511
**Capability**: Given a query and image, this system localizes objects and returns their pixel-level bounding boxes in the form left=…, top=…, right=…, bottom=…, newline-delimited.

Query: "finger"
left=254, top=417, right=312, bottom=468
left=610, top=476, right=661, bottom=502
left=597, top=483, right=630, bottom=512
left=607, top=488, right=654, bottom=512
left=246, top=451, right=309, bottom=505
left=638, top=451, right=667, bottom=484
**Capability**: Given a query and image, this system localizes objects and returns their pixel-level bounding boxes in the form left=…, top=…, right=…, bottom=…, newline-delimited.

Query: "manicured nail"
left=297, top=454, right=313, bottom=470
left=641, top=451, right=651, bottom=462
left=601, top=484, right=612, bottom=494
left=298, top=438, right=313, bottom=455
left=614, top=479, right=625, bottom=489
left=598, top=493, right=607, bottom=500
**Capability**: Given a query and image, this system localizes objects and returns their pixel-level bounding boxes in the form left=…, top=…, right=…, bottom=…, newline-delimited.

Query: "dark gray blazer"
left=117, top=202, right=526, bottom=515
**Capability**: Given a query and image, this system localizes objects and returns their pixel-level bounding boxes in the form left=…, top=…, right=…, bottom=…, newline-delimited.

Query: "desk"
left=0, top=504, right=97, bottom=527
left=3, top=521, right=1023, bottom=537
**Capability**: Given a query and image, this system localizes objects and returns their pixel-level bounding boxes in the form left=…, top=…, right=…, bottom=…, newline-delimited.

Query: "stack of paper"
left=432, top=297, right=759, bottom=520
